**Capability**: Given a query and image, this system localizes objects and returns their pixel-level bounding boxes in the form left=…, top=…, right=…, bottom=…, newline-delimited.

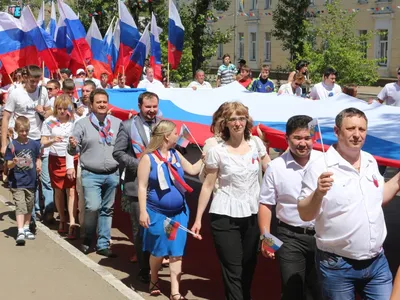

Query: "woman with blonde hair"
left=41, top=95, right=78, bottom=238
left=137, top=120, right=203, bottom=300
left=192, top=102, right=270, bottom=300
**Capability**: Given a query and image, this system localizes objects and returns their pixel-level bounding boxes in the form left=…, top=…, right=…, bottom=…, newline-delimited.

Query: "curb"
left=0, top=195, right=145, bottom=300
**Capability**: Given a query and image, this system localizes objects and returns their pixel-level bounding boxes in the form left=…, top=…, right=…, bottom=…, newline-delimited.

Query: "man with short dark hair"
left=113, top=91, right=161, bottom=283
left=113, top=75, right=130, bottom=89
left=309, top=67, right=342, bottom=100
left=100, top=73, right=111, bottom=89
left=46, top=79, right=60, bottom=107
left=298, top=107, right=400, bottom=299
left=259, top=115, right=322, bottom=300
left=68, top=89, right=122, bottom=257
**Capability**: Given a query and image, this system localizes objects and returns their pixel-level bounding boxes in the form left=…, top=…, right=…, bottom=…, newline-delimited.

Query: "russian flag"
left=54, top=16, right=73, bottom=68
left=102, top=19, right=114, bottom=72
left=37, top=1, right=46, bottom=30
left=168, top=0, right=184, bottom=70
left=86, top=17, right=112, bottom=78
left=46, top=1, right=57, bottom=40
left=150, top=13, right=162, bottom=81
left=0, top=60, right=12, bottom=87
left=125, top=24, right=150, bottom=88
left=0, top=12, right=39, bottom=74
left=115, top=1, right=140, bottom=75
left=58, top=0, right=92, bottom=73
left=110, top=22, right=120, bottom=73
left=21, top=6, right=59, bottom=72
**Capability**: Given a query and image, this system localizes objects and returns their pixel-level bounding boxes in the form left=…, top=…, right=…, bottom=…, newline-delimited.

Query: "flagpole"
left=183, top=124, right=204, bottom=154
left=42, top=61, right=45, bottom=79
left=316, top=118, right=329, bottom=170
left=167, top=63, right=170, bottom=86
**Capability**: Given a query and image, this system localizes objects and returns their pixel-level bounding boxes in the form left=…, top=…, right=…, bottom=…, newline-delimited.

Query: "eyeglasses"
left=227, top=116, right=247, bottom=123
left=46, top=87, right=54, bottom=91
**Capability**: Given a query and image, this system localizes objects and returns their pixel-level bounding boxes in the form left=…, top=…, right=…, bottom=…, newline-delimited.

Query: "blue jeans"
left=81, top=169, right=119, bottom=250
left=32, top=156, right=54, bottom=219
left=316, top=250, right=392, bottom=300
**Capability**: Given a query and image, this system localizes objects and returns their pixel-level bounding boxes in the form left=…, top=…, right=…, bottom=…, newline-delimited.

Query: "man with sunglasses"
left=86, top=65, right=101, bottom=88
left=376, top=67, right=400, bottom=106
left=309, top=67, right=342, bottom=100
left=46, top=80, right=61, bottom=107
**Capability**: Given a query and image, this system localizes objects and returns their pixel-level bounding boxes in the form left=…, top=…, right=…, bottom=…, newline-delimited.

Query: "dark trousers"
left=276, top=224, right=322, bottom=300
left=211, top=213, right=260, bottom=300
left=128, top=198, right=150, bottom=272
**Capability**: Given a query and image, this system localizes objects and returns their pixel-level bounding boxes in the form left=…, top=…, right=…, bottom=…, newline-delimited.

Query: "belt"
left=278, top=220, right=315, bottom=235
left=82, top=168, right=118, bottom=175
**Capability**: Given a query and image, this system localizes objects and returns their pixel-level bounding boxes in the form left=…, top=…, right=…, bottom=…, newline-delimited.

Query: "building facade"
left=209, top=0, right=400, bottom=78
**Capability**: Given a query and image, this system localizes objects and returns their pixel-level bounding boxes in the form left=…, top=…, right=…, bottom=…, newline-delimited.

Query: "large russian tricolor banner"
left=106, top=82, right=400, bottom=168
left=168, top=0, right=184, bottom=70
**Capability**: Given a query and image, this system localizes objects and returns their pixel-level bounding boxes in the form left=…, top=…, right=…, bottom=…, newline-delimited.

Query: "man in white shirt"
left=188, top=69, right=212, bottom=90
left=137, top=67, right=164, bottom=89
left=309, top=68, right=342, bottom=100
left=46, top=79, right=61, bottom=109
left=259, top=115, right=322, bottom=300
left=112, top=74, right=130, bottom=89
left=376, top=67, right=400, bottom=106
left=298, top=107, right=400, bottom=299
left=85, top=65, right=101, bottom=88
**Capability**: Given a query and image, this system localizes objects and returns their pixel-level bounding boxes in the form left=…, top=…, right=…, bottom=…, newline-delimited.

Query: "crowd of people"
left=1, top=61, right=400, bottom=300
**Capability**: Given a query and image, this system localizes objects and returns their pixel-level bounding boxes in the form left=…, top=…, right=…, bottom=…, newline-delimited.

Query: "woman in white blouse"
left=192, top=102, right=270, bottom=300
left=41, top=95, right=78, bottom=238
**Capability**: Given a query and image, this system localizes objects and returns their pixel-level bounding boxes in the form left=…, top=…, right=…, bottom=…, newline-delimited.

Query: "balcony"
left=246, top=10, right=260, bottom=22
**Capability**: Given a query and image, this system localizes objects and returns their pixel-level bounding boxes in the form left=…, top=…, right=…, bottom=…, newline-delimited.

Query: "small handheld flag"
left=164, top=218, right=180, bottom=240
left=262, top=229, right=283, bottom=253
left=164, top=217, right=201, bottom=240
left=8, top=138, right=15, bottom=156
left=176, top=124, right=191, bottom=148
left=308, top=118, right=328, bottom=170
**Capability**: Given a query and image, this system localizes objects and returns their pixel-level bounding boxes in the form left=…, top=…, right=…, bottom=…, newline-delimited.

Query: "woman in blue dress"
left=137, top=120, right=203, bottom=300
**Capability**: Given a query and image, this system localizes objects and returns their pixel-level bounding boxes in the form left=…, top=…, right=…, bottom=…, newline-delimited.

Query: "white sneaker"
left=16, top=232, right=26, bottom=246
left=24, top=229, right=35, bottom=240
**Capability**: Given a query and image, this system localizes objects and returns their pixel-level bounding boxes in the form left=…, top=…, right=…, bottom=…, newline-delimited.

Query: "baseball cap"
left=76, top=68, right=85, bottom=75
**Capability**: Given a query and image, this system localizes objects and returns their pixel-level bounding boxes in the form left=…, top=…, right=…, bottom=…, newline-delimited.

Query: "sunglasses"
left=294, top=82, right=302, bottom=86
left=46, top=87, right=54, bottom=91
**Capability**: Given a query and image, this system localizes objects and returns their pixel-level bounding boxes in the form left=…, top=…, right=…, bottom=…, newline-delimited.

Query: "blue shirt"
left=147, top=149, right=185, bottom=215
left=5, top=139, right=41, bottom=189
left=249, top=78, right=275, bottom=93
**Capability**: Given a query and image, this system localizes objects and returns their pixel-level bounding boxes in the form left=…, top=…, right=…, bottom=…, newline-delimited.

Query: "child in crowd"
left=62, top=79, right=77, bottom=104
left=237, top=65, right=253, bottom=89
left=248, top=64, right=275, bottom=93
left=4, top=116, right=41, bottom=246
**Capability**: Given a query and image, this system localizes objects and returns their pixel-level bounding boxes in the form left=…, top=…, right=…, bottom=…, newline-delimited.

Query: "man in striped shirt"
left=216, top=54, right=237, bottom=87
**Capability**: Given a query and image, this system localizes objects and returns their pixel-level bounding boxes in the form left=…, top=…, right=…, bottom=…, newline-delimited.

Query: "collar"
left=138, top=113, right=156, bottom=125
left=284, top=150, right=315, bottom=169
left=325, top=145, right=373, bottom=173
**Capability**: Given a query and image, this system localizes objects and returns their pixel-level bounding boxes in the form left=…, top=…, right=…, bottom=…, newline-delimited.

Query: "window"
left=264, top=32, right=271, bottom=62
left=309, top=0, right=315, bottom=5
left=265, top=0, right=271, bottom=9
left=359, top=30, right=368, bottom=59
left=251, top=0, right=257, bottom=10
left=238, top=33, right=244, bottom=59
left=217, top=43, right=223, bottom=59
left=249, top=32, right=257, bottom=61
left=377, top=30, right=388, bottom=66
left=357, top=0, right=368, bottom=3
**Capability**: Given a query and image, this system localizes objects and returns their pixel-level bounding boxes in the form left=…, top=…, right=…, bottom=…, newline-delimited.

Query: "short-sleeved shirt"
left=299, top=146, right=386, bottom=260
left=41, top=116, right=74, bottom=157
left=259, top=150, right=321, bottom=228
left=309, top=82, right=342, bottom=100
left=5, top=139, right=41, bottom=189
left=278, top=83, right=302, bottom=97
left=217, top=64, right=237, bottom=86
left=137, top=79, right=164, bottom=89
left=377, top=82, right=400, bottom=106
left=206, top=136, right=266, bottom=218
left=4, top=86, right=49, bottom=140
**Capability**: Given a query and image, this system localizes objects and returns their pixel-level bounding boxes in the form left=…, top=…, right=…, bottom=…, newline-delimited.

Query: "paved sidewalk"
left=0, top=189, right=138, bottom=300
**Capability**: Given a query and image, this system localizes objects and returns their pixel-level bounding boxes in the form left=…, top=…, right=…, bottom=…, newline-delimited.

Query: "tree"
left=272, top=0, right=310, bottom=61
left=297, top=0, right=379, bottom=86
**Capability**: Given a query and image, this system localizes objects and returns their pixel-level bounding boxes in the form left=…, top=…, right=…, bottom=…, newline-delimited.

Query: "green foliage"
left=296, top=0, right=379, bottom=86
left=272, top=0, right=310, bottom=61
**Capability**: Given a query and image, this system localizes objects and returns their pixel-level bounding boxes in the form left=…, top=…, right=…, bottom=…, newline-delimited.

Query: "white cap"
left=76, top=68, right=85, bottom=75
left=87, top=65, right=94, bottom=70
